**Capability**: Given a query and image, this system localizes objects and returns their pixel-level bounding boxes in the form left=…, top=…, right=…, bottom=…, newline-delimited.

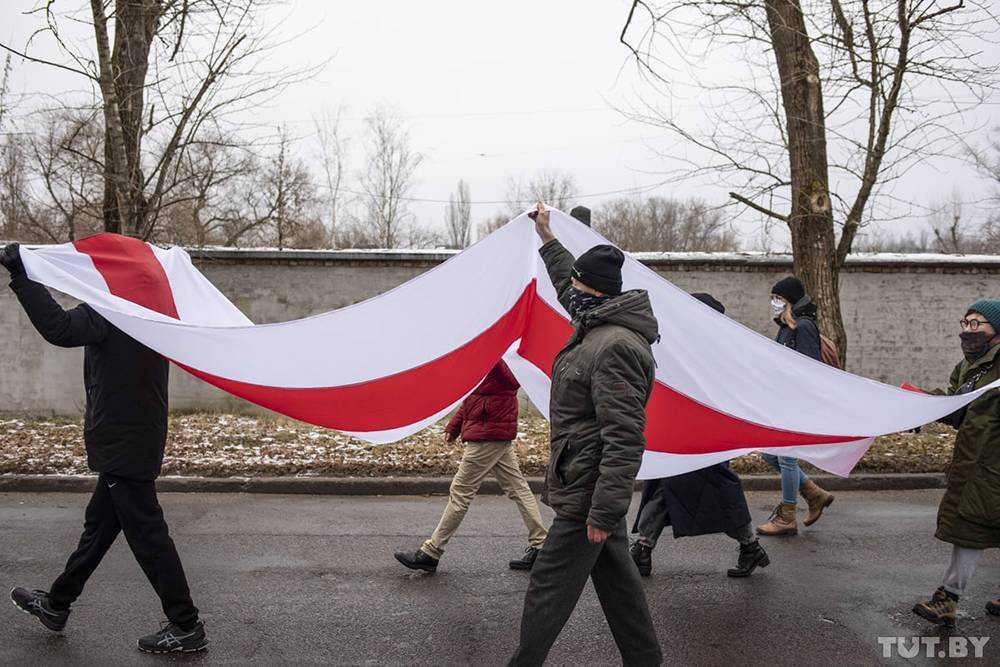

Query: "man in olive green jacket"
left=913, top=299, right=1000, bottom=627
left=509, top=203, right=662, bottom=667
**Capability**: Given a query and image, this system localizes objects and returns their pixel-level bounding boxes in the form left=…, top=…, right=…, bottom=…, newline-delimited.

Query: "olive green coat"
left=933, top=343, right=1000, bottom=549
left=539, top=240, right=659, bottom=532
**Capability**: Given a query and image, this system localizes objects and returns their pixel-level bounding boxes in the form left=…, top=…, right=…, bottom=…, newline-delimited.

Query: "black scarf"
left=567, top=287, right=611, bottom=319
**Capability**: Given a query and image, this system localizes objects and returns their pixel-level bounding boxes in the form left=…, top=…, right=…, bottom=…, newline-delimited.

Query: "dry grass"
left=0, top=413, right=956, bottom=478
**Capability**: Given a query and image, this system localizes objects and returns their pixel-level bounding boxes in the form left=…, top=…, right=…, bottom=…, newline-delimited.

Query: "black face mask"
left=567, top=287, right=611, bottom=319
left=960, top=331, right=997, bottom=363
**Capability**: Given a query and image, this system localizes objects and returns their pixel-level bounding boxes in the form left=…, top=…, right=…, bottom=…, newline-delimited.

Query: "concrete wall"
left=2, top=247, right=997, bottom=416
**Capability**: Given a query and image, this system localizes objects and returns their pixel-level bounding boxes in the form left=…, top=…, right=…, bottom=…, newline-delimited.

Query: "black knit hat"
left=771, top=276, right=805, bottom=305
left=692, top=292, right=725, bottom=314
left=572, top=244, right=624, bottom=295
left=569, top=205, right=592, bottom=227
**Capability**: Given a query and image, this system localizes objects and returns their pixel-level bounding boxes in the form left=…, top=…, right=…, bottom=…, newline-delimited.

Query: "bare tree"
left=476, top=212, right=511, bottom=241
left=595, top=195, right=738, bottom=252
left=1, top=1, right=318, bottom=240
left=620, top=0, right=999, bottom=364
left=505, top=169, right=577, bottom=217
left=445, top=179, right=472, bottom=248
left=1, top=108, right=105, bottom=243
left=314, top=109, right=349, bottom=247
left=355, top=106, right=423, bottom=248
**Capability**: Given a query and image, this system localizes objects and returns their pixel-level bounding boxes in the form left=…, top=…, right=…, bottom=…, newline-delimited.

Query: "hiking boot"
left=727, top=539, right=770, bottom=578
left=630, top=541, right=652, bottom=577
left=509, top=547, right=540, bottom=571
left=800, top=480, right=835, bottom=526
left=913, top=587, right=958, bottom=627
left=394, top=548, right=439, bottom=573
left=986, top=599, right=1000, bottom=616
left=10, top=587, right=70, bottom=632
left=757, top=503, right=798, bottom=536
left=137, top=620, right=208, bottom=653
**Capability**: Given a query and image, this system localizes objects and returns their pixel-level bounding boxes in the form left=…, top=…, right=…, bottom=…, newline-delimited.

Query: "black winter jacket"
left=9, top=272, right=169, bottom=480
left=775, top=296, right=822, bottom=361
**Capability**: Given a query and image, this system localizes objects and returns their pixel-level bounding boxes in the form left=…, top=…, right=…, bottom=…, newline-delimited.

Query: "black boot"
left=630, top=541, right=652, bottom=577
left=10, top=588, right=70, bottom=632
left=509, top=547, right=540, bottom=571
left=394, top=548, right=439, bottom=573
left=137, top=620, right=208, bottom=653
left=727, top=539, right=770, bottom=577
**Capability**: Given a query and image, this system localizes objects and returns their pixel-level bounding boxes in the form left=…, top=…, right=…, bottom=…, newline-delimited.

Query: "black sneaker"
left=394, top=549, right=439, bottom=573
left=727, top=539, right=771, bottom=578
left=509, top=547, right=540, bottom=571
left=10, top=587, right=70, bottom=632
left=630, top=541, right=652, bottom=577
left=137, top=620, right=208, bottom=654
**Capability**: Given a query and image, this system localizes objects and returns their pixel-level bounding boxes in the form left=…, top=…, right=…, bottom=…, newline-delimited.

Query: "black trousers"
left=47, top=473, right=199, bottom=629
left=510, top=516, right=662, bottom=666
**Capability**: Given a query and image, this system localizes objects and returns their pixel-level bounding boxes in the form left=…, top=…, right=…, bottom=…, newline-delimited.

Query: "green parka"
left=933, top=343, right=1000, bottom=549
left=539, top=240, right=659, bottom=532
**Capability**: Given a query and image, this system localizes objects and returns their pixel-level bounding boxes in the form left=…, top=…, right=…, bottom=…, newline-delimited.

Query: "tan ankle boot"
left=757, top=502, right=797, bottom=536
left=800, top=480, right=834, bottom=526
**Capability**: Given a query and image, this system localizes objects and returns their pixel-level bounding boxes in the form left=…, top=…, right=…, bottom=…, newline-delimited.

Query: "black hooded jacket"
left=775, top=296, right=822, bottom=361
left=8, top=272, right=169, bottom=480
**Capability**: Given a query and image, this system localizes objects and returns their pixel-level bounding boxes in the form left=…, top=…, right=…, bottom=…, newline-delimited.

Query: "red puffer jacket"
left=446, top=360, right=520, bottom=443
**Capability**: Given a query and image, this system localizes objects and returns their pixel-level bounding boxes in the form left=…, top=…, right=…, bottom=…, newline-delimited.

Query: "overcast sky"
left=4, top=0, right=998, bottom=250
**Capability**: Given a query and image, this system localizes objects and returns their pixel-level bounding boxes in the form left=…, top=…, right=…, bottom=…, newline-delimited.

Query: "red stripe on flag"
left=73, top=234, right=180, bottom=318
left=517, top=295, right=861, bottom=454
left=176, top=282, right=537, bottom=431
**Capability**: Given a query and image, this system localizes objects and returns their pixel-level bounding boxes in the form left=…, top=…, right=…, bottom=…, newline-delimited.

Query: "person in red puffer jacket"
left=394, top=360, right=548, bottom=573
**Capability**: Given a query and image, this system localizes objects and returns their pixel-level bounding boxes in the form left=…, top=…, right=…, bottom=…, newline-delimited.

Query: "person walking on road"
left=757, top=276, right=835, bottom=537
left=912, top=300, right=1000, bottom=627
left=509, top=202, right=662, bottom=667
left=394, top=360, right=548, bottom=573
left=630, top=293, right=769, bottom=579
left=1, top=242, right=207, bottom=654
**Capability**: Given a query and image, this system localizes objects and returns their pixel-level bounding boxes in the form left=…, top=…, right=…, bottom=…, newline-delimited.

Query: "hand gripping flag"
left=16, top=210, right=996, bottom=478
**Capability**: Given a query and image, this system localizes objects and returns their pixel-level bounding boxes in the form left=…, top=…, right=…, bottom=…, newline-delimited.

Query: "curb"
left=0, top=472, right=947, bottom=495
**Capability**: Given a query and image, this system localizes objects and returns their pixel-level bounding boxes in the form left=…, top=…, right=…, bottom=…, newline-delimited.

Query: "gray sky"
left=3, top=0, right=998, bottom=250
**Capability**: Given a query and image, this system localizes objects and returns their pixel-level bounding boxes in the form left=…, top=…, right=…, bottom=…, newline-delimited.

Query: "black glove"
left=0, top=243, right=24, bottom=275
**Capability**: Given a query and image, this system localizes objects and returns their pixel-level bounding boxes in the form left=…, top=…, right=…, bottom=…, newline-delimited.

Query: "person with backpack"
left=757, top=276, right=836, bottom=537
left=629, top=293, right=769, bottom=579
left=394, top=360, right=548, bottom=573
left=911, top=300, right=1000, bottom=627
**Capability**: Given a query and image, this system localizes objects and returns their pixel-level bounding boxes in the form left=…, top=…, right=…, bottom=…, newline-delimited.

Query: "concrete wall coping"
left=6, top=241, right=1000, bottom=269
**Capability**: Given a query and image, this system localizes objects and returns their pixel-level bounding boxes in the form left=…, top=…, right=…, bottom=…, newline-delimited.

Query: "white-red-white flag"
left=18, top=210, right=989, bottom=478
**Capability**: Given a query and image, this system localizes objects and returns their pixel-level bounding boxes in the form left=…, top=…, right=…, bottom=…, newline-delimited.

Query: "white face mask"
left=771, top=297, right=786, bottom=320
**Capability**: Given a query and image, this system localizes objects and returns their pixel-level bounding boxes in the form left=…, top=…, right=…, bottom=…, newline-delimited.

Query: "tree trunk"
left=764, top=0, right=847, bottom=365
left=96, top=0, right=162, bottom=237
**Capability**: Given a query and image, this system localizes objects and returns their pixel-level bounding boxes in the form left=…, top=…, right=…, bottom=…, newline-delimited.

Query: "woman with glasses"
left=912, top=300, right=1000, bottom=627
left=756, top=276, right=836, bottom=537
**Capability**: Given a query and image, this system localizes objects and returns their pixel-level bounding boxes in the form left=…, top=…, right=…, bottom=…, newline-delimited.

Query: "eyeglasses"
left=960, top=319, right=990, bottom=331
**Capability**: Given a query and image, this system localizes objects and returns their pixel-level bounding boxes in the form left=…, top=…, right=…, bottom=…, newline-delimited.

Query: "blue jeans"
left=760, top=454, right=809, bottom=505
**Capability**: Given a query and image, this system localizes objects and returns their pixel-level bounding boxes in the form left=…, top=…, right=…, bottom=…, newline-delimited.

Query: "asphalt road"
left=1, top=489, right=997, bottom=666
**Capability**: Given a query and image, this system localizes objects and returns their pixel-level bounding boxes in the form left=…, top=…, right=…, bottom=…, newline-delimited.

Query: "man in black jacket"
left=1, top=243, right=207, bottom=654
left=509, top=204, right=662, bottom=666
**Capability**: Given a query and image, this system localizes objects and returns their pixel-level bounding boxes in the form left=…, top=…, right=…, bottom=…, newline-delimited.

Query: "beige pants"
left=421, top=441, right=548, bottom=559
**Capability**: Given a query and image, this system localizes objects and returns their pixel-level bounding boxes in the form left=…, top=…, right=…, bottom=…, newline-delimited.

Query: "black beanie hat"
left=569, top=205, right=592, bottom=227
left=572, top=244, right=624, bottom=295
left=771, top=276, right=805, bottom=305
left=692, top=292, right=725, bottom=314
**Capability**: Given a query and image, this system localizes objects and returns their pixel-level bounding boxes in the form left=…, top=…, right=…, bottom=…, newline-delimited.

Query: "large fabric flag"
left=16, top=210, right=992, bottom=479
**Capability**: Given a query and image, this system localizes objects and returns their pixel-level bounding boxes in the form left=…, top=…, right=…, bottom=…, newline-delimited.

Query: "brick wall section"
left=2, top=246, right=997, bottom=415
